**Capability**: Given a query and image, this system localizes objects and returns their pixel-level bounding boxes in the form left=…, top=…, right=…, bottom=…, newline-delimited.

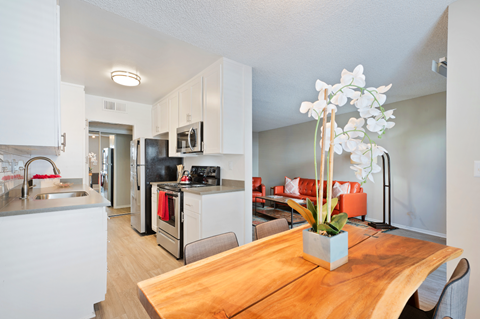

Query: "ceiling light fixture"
left=111, top=71, right=141, bottom=86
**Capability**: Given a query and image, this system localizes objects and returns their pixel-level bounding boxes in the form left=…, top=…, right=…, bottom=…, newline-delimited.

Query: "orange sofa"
left=273, top=178, right=367, bottom=221
left=252, top=177, right=266, bottom=205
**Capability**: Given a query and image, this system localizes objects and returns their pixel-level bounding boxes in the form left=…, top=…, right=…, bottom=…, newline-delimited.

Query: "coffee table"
left=254, top=195, right=306, bottom=229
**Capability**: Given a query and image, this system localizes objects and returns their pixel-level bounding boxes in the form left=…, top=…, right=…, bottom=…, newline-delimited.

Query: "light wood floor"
left=94, top=213, right=183, bottom=319
left=95, top=209, right=446, bottom=318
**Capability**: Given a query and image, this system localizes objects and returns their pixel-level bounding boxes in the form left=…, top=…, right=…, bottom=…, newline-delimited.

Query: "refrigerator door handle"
left=136, top=140, right=140, bottom=191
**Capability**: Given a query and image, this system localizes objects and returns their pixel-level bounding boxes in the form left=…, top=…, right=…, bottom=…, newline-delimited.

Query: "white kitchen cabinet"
left=203, top=59, right=251, bottom=155
left=168, top=92, right=181, bottom=157
left=178, top=77, right=203, bottom=127
left=157, top=99, right=169, bottom=134
left=151, top=104, right=158, bottom=135
left=0, top=207, right=107, bottom=319
left=184, top=209, right=201, bottom=246
left=0, top=0, right=63, bottom=154
left=152, top=99, right=169, bottom=136
left=151, top=187, right=158, bottom=232
left=183, top=191, right=245, bottom=247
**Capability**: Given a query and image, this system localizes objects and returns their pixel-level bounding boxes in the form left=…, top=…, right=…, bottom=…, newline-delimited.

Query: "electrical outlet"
left=474, top=161, right=480, bottom=177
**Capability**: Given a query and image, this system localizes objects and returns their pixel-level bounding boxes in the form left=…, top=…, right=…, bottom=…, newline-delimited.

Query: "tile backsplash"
left=0, top=146, right=31, bottom=197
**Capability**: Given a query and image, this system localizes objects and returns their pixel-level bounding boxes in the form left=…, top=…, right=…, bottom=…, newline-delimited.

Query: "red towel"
left=157, top=191, right=169, bottom=221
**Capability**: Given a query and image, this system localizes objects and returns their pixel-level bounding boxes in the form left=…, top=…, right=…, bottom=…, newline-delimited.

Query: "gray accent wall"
left=258, top=92, right=446, bottom=236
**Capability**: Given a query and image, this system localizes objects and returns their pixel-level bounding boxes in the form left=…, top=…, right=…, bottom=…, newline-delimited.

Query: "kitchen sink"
left=35, top=191, right=89, bottom=200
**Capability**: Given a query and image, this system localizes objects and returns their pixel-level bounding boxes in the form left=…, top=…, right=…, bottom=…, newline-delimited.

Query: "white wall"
left=259, top=92, right=446, bottom=236
left=113, top=134, right=132, bottom=208
left=184, top=155, right=245, bottom=182
left=85, top=94, right=152, bottom=140
left=252, top=132, right=259, bottom=177
left=447, top=0, right=480, bottom=317
left=33, top=82, right=86, bottom=180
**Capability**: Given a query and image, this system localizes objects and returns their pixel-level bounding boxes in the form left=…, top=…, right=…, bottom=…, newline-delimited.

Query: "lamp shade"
left=111, top=71, right=141, bottom=86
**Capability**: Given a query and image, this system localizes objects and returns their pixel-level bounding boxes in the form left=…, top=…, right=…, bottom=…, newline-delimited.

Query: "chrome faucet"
left=20, top=157, right=61, bottom=199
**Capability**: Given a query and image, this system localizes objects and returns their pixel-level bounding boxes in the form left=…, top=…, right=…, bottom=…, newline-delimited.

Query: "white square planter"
left=302, top=228, right=348, bottom=271
left=32, top=178, right=60, bottom=189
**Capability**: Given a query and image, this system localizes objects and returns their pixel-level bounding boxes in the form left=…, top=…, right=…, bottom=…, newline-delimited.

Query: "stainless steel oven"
left=176, top=121, right=203, bottom=154
left=156, top=188, right=183, bottom=259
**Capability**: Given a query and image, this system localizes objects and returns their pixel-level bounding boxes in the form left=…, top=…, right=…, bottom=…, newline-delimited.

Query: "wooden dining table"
left=137, top=224, right=462, bottom=319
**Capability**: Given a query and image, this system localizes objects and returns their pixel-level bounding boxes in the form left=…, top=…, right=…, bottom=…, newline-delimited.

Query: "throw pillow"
left=331, top=182, right=351, bottom=198
left=284, top=176, right=300, bottom=195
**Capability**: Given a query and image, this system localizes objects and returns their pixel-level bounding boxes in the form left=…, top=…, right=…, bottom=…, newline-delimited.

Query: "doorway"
left=87, top=121, right=133, bottom=213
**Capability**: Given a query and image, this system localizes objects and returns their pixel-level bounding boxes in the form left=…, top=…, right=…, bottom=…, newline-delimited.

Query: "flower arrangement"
left=32, top=174, right=62, bottom=179
left=288, top=65, right=395, bottom=236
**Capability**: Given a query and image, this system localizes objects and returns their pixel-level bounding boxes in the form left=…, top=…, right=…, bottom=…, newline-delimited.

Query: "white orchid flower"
left=351, top=165, right=367, bottom=181
left=344, top=118, right=365, bottom=138
left=321, top=124, right=344, bottom=154
left=366, top=162, right=382, bottom=183
left=310, top=100, right=327, bottom=119
left=358, top=106, right=381, bottom=118
left=300, top=101, right=313, bottom=114
left=343, top=138, right=360, bottom=152
left=331, top=83, right=355, bottom=106
left=367, top=118, right=387, bottom=132
left=315, top=80, right=333, bottom=95
left=377, top=84, right=392, bottom=94
left=353, top=92, right=374, bottom=109
left=375, top=108, right=396, bottom=121
left=317, top=104, right=337, bottom=118
left=340, top=65, right=366, bottom=87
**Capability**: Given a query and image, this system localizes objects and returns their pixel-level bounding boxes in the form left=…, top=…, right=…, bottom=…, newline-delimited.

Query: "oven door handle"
left=188, top=127, right=194, bottom=151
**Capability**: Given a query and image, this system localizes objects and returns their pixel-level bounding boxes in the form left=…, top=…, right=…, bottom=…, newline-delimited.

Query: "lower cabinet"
left=183, top=191, right=245, bottom=247
left=0, top=207, right=107, bottom=319
left=184, top=209, right=201, bottom=246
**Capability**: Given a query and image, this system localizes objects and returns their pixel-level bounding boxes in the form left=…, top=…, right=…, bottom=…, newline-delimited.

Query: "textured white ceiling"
left=72, top=0, right=451, bottom=132
left=60, top=0, right=220, bottom=105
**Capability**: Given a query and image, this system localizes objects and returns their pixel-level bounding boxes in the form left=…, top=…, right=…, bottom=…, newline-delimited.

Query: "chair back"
left=184, top=232, right=239, bottom=265
left=252, top=177, right=262, bottom=191
left=254, top=218, right=289, bottom=240
left=433, top=258, right=470, bottom=319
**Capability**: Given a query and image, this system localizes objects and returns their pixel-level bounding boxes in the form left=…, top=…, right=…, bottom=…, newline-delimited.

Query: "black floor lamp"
left=368, top=153, right=397, bottom=230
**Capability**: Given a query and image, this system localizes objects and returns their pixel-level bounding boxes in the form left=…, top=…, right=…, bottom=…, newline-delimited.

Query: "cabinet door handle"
left=185, top=203, right=192, bottom=207
left=61, top=133, right=66, bottom=152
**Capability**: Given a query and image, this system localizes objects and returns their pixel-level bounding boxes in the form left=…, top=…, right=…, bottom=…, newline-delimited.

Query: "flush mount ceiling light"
left=111, top=71, right=141, bottom=86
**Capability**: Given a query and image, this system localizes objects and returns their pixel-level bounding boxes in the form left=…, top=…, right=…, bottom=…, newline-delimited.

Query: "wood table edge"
left=371, top=246, right=463, bottom=318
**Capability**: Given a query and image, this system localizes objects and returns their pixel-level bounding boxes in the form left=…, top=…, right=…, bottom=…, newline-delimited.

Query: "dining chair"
left=399, top=258, right=470, bottom=319
left=184, top=232, right=239, bottom=265
left=254, top=218, right=289, bottom=240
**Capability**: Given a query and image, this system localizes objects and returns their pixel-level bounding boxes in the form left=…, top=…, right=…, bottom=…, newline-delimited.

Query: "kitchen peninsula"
left=0, top=184, right=109, bottom=319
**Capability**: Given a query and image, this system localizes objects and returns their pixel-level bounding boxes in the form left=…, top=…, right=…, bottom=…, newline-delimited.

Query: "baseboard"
left=113, top=205, right=130, bottom=209
left=366, top=217, right=446, bottom=239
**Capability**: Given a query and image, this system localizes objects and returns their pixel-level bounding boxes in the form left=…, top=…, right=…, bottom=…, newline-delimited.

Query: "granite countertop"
left=0, top=184, right=110, bottom=217
left=183, top=186, right=244, bottom=196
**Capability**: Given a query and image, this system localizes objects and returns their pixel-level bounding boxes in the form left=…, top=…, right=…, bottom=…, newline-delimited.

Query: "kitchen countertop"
left=0, top=184, right=110, bottom=217
left=182, top=186, right=244, bottom=196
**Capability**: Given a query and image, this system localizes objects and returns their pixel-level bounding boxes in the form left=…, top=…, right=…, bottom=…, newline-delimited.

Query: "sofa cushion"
left=334, top=180, right=362, bottom=193
left=252, top=177, right=262, bottom=191
left=332, top=182, right=350, bottom=198
left=285, top=177, right=300, bottom=195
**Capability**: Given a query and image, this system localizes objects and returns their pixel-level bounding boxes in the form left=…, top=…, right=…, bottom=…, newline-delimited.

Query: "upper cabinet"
left=155, top=58, right=251, bottom=156
left=178, top=77, right=203, bottom=127
left=152, top=100, right=169, bottom=136
left=168, top=92, right=181, bottom=157
left=203, top=59, right=251, bottom=155
left=0, top=0, right=63, bottom=154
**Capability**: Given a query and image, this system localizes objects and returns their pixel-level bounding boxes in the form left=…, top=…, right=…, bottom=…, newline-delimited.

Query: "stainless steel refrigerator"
left=130, top=138, right=182, bottom=234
